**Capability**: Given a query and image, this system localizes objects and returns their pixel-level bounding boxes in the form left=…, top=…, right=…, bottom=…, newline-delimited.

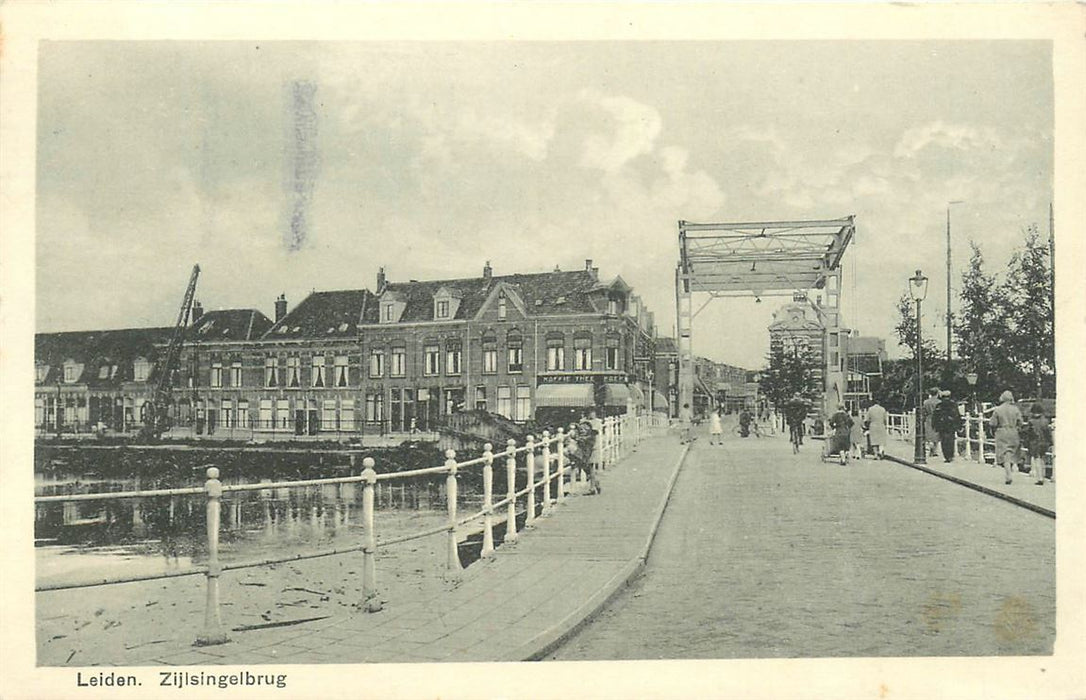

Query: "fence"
left=34, top=412, right=662, bottom=646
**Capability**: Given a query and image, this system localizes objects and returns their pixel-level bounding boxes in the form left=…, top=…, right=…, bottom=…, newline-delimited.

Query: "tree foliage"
left=759, top=344, right=820, bottom=408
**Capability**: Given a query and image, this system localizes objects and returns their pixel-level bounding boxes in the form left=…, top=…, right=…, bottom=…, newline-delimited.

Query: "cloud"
left=893, top=121, right=1004, bottom=159
left=577, top=91, right=663, bottom=173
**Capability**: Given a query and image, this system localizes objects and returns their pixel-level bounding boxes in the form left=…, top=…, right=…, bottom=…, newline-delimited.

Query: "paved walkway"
left=134, top=433, right=688, bottom=665
left=877, top=438, right=1055, bottom=517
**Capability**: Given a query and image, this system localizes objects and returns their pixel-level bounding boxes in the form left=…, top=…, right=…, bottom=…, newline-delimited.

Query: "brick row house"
left=35, top=261, right=658, bottom=438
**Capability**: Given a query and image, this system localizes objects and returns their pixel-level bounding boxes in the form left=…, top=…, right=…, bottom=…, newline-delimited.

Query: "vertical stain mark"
left=994, top=596, right=1037, bottom=643
left=285, top=79, right=320, bottom=252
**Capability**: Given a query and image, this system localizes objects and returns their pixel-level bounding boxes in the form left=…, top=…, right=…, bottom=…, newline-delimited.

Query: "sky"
left=36, top=41, right=1053, bottom=368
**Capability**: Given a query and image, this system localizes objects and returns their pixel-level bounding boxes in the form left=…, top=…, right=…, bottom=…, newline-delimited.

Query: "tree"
left=893, top=293, right=940, bottom=362
left=953, top=242, right=1012, bottom=400
left=1000, top=224, right=1055, bottom=398
left=759, top=343, right=820, bottom=409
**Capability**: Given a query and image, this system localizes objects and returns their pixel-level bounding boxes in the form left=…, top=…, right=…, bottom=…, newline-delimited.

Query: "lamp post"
left=910, top=269, right=929, bottom=464
left=965, top=371, right=978, bottom=416
left=965, top=370, right=978, bottom=459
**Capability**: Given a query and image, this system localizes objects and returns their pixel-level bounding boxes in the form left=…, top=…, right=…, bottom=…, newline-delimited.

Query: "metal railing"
left=34, top=412, right=662, bottom=646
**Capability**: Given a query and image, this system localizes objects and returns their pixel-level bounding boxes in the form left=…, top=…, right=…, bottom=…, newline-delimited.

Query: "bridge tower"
left=676, top=217, right=855, bottom=421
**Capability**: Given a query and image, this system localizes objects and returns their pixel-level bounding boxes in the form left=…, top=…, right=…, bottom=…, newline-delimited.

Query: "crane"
left=140, top=264, right=200, bottom=440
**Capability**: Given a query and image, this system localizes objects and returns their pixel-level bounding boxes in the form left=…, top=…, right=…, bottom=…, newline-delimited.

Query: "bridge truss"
left=675, top=217, right=855, bottom=421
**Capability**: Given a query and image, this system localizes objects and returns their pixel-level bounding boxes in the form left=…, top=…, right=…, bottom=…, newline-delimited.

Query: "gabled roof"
left=35, top=327, right=174, bottom=386
left=263, top=290, right=374, bottom=339
left=655, top=337, right=679, bottom=355
left=360, top=269, right=605, bottom=323
left=187, top=309, right=273, bottom=342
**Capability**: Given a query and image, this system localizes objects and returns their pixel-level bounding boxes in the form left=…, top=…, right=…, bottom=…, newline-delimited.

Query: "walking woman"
left=989, top=390, right=1024, bottom=485
left=849, top=404, right=866, bottom=459
left=708, top=407, right=724, bottom=446
left=1024, top=403, right=1053, bottom=486
left=864, top=400, right=888, bottom=459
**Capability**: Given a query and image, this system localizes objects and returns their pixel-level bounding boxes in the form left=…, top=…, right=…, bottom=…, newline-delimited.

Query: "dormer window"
left=498, top=294, right=507, bottom=320
left=64, top=364, right=78, bottom=383
left=433, top=287, right=462, bottom=320
left=383, top=304, right=394, bottom=322
left=607, top=298, right=619, bottom=315
left=133, top=358, right=151, bottom=382
left=380, top=291, right=406, bottom=324
left=98, top=365, right=111, bottom=380
left=35, top=364, right=49, bottom=383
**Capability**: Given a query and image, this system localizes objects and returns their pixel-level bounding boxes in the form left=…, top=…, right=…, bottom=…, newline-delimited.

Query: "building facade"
left=35, top=261, right=657, bottom=438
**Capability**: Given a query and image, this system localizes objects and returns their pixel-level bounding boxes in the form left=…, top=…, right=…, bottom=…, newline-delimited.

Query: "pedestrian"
left=738, top=407, right=752, bottom=437
left=827, top=403, right=853, bottom=465
left=1024, top=403, right=1052, bottom=486
left=989, top=390, right=1023, bottom=485
left=576, top=411, right=601, bottom=494
left=784, top=392, right=809, bottom=449
left=849, top=404, right=866, bottom=459
left=922, top=387, right=941, bottom=457
left=708, top=407, right=723, bottom=445
left=680, top=404, right=693, bottom=444
left=864, top=400, right=888, bottom=459
left=933, top=389, right=962, bottom=463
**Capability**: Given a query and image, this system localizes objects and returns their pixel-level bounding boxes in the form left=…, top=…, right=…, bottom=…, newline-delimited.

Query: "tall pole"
left=913, top=297, right=926, bottom=465
left=1046, top=202, right=1055, bottom=399
left=946, top=206, right=952, bottom=374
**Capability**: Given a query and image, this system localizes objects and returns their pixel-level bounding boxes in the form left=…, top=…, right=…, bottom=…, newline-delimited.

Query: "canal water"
left=35, top=446, right=482, bottom=589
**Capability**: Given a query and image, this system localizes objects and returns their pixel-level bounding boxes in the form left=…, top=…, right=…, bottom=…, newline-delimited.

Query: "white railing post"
left=541, top=430, right=553, bottom=515
left=599, top=418, right=608, bottom=470
left=556, top=428, right=567, bottom=505
left=444, top=449, right=461, bottom=580
left=360, top=458, right=381, bottom=611
left=525, top=435, right=537, bottom=527
left=964, top=415, right=973, bottom=461
left=481, top=443, right=495, bottom=558
left=505, top=438, right=518, bottom=544
left=196, top=467, right=228, bottom=646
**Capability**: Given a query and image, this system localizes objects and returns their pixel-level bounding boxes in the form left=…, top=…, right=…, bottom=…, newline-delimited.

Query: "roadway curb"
left=881, top=453, right=1055, bottom=519
left=515, top=441, right=693, bottom=661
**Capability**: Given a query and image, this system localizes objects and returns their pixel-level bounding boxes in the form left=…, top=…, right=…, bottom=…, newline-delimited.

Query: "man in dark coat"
left=932, top=390, right=962, bottom=463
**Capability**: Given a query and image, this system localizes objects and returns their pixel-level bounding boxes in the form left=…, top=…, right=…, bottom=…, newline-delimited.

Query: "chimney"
left=274, top=294, right=287, bottom=323
left=483, top=261, right=492, bottom=281
left=192, top=300, right=204, bottom=323
left=587, top=259, right=599, bottom=279
left=376, top=267, right=386, bottom=293
left=585, top=258, right=593, bottom=271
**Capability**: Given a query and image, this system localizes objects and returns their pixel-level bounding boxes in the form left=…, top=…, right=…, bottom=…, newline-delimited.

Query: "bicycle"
left=789, top=422, right=803, bottom=453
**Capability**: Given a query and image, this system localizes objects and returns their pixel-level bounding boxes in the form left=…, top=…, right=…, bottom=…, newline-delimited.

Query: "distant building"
left=842, top=334, right=887, bottom=410
left=652, top=338, right=753, bottom=417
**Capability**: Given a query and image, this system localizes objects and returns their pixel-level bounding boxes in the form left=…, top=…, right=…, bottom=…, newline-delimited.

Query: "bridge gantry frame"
left=676, top=216, right=856, bottom=422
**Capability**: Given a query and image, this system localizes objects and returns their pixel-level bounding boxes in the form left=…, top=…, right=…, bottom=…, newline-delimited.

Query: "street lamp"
left=910, top=269, right=929, bottom=464
left=965, top=371, right=978, bottom=415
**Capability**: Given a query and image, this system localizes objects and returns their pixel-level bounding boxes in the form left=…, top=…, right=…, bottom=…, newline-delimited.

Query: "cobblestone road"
left=552, top=427, right=1055, bottom=659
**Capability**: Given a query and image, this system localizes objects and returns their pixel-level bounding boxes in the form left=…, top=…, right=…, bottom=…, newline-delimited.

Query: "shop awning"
left=535, top=383, right=595, bottom=407
left=600, top=383, right=630, bottom=407
left=627, top=383, right=646, bottom=407
left=652, top=390, right=670, bottom=412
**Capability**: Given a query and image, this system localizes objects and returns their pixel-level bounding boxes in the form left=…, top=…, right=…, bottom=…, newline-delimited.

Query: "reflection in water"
left=36, top=472, right=481, bottom=587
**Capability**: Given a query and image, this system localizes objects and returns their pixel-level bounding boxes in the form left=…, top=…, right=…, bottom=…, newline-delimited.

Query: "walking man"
left=922, top=387, right=941, bottom=458
left=989, top=390, right=1023, bottom=485
left=933, top=390, right=962, bottom=463
left=864, top=399, right=888, bottom=459
left=1024, top=403, right=1052, bottom=486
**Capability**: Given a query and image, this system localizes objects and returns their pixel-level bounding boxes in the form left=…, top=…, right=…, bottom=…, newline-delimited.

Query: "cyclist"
left=784, top=393, right=810, bottom=453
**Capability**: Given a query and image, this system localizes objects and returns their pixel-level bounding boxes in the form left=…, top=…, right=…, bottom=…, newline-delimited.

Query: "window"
left=237, top=400, right=250, bottom=428
left=285, top=356, right=300, bottom=388
left=390, top=388, right=403, bottom=431
left=36, top=365, right=49, bottom=383
left=436, top=299, right=450, bottom=318
left=369, top=349, right=384, bottom=378
left=259, top=399, right=273, bottom=429
left=498, top=293, right=507, bottom=320
left=340, top=399, right=355, bottom=430
left=311, top=356, right=326, bottom=387
left=475, top=386, right=487, bottom=411
left=605, top=335, right=621, bottom=370
left=322, top=400, right=338, bottom=431
left=424, top=344, right=440, bottom=376
left=497, top=386, right=512, bottom=418
left=276, top=400, right=291, bottom=430
left=35, top=397, right=45, bottom=426
left=383, top=303, right=394, bottom=322
left=608, top=298, right=619, bottom=315
left=482, top=333, right=497, bottom=373
left=264, top=357, right=279, bottom=387
left=574, top=335, right=592, bottom=371
left=515, top=385, right=531, bottom=421
left=133, top=359, right=150, bottom=382
left=335, top=355, right=349, bottom=387
left=546, top=336, right=565, bottom=371
left=222, top=399, right=234, bottom=428
left=446, top=341, right=462, bottom=375
left=231, top=361, right=243, bottom=387
left=366, top=393, right=384, bottom=423
left=507, top=332, right=523, bottom=372
left=390, top=346, right=406, bottom=377
left=211, top=362, right=223, bottom=388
